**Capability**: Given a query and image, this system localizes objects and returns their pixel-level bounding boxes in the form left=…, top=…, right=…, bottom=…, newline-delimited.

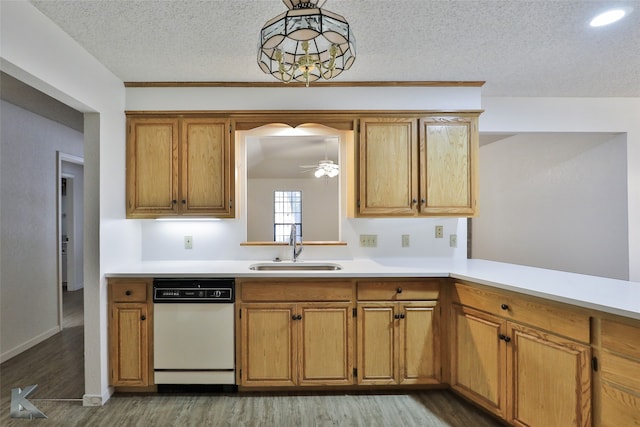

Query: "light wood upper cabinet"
left=358, top=118, right=419, bottom=215
left=419, top=116, right=478, bottom=215
left=357, top=114, right=479, bottom=217
left=127, top=116, right=234, bottom=218
left=127, top=118, right=179, bottom=217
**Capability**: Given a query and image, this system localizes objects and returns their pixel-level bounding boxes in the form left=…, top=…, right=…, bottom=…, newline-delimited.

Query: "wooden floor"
left=1, top=290, right=503, bottom=427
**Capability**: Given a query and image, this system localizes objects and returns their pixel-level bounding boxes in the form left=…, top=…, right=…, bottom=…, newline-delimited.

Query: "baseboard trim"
left=0, top=326, right=61, bottom=363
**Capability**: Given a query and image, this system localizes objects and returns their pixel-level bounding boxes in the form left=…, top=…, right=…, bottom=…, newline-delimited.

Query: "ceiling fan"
left=299, top=159, right=340, bottom=178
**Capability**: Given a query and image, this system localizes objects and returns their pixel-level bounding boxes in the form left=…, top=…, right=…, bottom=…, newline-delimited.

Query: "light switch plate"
left=184, top=236, right=193, bottom=249
left=360, top=234, right=378, bottom=247
left=435, top=225, right=443, bottom=238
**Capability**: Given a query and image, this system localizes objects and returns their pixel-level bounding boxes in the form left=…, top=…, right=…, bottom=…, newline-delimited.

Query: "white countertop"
left=107, top=258, right=640, bottom=321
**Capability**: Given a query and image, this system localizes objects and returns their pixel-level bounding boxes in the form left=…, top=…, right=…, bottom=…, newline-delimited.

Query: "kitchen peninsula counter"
left=107, top=258, right=640, bottom=320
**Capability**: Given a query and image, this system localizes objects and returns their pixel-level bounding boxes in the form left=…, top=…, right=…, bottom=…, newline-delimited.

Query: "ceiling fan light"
left=590, top=9, right=627, bottom=27
left=314, top=168, right=325, bottom=178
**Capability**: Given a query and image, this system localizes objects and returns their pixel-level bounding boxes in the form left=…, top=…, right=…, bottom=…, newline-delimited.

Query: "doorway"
left=57, top=152, right=84, bottom=329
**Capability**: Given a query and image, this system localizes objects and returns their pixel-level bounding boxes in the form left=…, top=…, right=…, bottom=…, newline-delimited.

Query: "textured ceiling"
left=29, top=0, right=640, bottom=97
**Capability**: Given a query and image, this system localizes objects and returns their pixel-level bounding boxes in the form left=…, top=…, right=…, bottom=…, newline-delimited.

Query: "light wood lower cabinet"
left=237, top=279, right=355, bottom=387
left=594, top=318, right=640, bottom=427
left=239, top=302, right=353, bottom=387
left=450, top=281, right=592, bottom=427
left=108, top=278, right=153, bottom=387
left=357, top=301, right=440, bottom=385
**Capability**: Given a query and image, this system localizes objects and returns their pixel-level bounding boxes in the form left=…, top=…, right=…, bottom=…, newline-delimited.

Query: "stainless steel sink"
left=249, top=262, right=342, bottom=271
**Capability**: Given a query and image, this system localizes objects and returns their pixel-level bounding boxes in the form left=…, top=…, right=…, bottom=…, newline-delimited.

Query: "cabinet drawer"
left=356, top=280, right=440, bottom=301
left=109, top=280, right=149, bottom=303
left=600, top=382, right=640, bottom=427
left=601, top=319, right=640, bottom=359
left=601, top=351, right=640, bottom=392
left=240, top=280, right=353, bottom=302
left=452, top=282, right=590, bottom=343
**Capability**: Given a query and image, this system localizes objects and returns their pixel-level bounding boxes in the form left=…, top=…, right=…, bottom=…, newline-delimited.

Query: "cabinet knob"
left=125, top=290, right=132, bottom=296
left=140, top=315, right=146, bottom=321
left=421, top=198, right=426, bottom=204
left=498, top=334, right=511, bottom=343
left=500, top=303, right=509, bottom=310
left=396, top=287, right=403, bottom=294
left=399, top=313, right=405, bottom=319
left=394, top=314, right=400, bottom=319
left=292, top=314, right=302, bottom=320
left=172, top=199, right=177, bottom=204
left=412, top=199, right=417, bottom=204
left=181, top=199, right=186, bottom=204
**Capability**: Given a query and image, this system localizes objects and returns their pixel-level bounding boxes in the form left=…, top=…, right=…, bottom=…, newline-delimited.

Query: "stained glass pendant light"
left=257, top=0, right=356, bottom=87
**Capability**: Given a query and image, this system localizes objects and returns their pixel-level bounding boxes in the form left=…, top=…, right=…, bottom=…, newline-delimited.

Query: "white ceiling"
left=30, top=0, right=640, bottom=97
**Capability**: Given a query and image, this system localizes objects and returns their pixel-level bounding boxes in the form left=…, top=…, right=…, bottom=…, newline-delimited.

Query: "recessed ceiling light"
left=590, top=9, right=627, bottom=27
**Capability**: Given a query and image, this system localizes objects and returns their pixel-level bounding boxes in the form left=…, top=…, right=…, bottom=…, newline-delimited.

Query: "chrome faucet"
left=289, top=223, right=303, bottom=262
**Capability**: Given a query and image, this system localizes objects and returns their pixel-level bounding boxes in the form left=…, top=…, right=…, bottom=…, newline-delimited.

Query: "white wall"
left=0, top=101, right=83, bottom=361
left=473, top=132, right=628, bottom=279
left=479, top=98, right=640, bottom=281
left=1, top=1, right=135, bottom=405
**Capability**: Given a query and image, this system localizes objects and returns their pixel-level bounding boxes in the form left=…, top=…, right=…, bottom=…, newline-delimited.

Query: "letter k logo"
left=10, top=384, right=47, bottom=419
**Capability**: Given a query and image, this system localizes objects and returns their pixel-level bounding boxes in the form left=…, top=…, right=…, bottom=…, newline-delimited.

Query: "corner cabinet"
left=108, top=278, right=153, bottom=388
left=357, top=113, right=479, bottom=217
left=450, top=281, right=592, bottom=427
left=126, top=116, right=235, bottom=218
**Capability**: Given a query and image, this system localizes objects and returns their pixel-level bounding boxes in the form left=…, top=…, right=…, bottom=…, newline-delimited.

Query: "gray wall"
left=0, top=100, right=84, bottom=361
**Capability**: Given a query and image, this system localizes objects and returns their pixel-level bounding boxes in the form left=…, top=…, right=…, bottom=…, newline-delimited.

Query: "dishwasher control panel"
left=153, top=279, right=234, bottom=303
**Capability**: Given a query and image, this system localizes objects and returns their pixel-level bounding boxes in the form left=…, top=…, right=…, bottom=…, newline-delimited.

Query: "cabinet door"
left=398, top=302, right=440, bottom=384
left=450, top=304, right=507, bottom=418
left=508, top=322, right=591, bottom=427
left=181, top=119, right=234, bottom=217
left=357, top=302, right=398, bottom=384
left=109, top=303, right=149, bottom=386
left=359, top=118, right=418, bottom=216
left=419, top=116, right=477, bottom=216
left=240, top=304, right=297, bottom=386
left=126, top=118, right=179, bottom=217
left=299, top=303, right=354, bottom=385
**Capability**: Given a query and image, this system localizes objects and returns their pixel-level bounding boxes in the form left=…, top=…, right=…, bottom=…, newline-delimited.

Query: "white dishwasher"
left=153, top=278, right=235, bottom=386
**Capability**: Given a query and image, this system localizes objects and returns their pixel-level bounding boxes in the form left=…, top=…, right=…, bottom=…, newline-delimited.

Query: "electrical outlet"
left=184, top=236, right=193, bottom=249
left=435, top=225, right=443, bottom=238
left=402, top=234, right=410, bottom=247
left=359, top=234, right=378, bottom=247
left=450, top=234, right=457, bottom=248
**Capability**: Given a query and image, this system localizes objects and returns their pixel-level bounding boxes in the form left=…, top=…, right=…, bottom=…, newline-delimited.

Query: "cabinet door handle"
left=292, top=314, right=302, bottom=320
left=399, top=313, right=405, bottom=319
left=172, top=199, right=177, bottom=204
left=394, top=314, right=400, bottom=319
left=421, top=198, right=426, bottom=204
left=396, top=287, right=403, bottom=294
left=125, top=290, right=132, bottom=296
left=500, top=303, right=509, bottom=311
left=181, top=199, right=186, bottom=204
left=140, top=315, right=146, bottom=321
